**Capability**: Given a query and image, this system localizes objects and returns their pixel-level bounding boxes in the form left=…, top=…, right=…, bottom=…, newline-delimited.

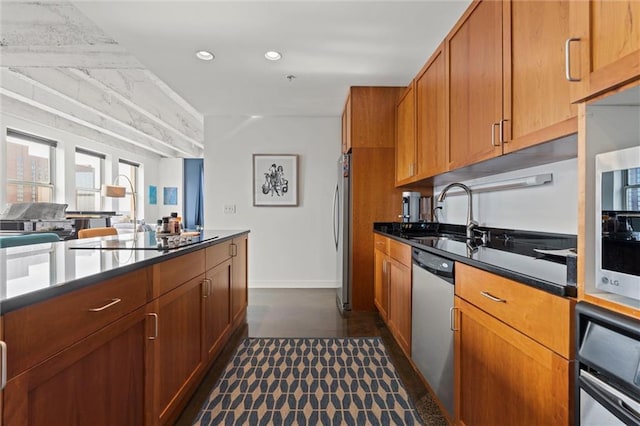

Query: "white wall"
left=0, top=113, right=162, bottom=222
left=156, top=158, right=184, bottom=220
left=204, top=116, right=341, bottom=288
left=434, top=158, right=578, bottom=234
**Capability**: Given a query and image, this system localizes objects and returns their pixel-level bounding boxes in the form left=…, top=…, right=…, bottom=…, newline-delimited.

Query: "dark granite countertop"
left=0, top=229, right=249, bottom=313
left=374, top=222, right=577, bottom=298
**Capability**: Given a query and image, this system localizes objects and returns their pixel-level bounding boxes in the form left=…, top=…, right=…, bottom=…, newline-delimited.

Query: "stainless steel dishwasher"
left=411, top=247, right=455, bottom=419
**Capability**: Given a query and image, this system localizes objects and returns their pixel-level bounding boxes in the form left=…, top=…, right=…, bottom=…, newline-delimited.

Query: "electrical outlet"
left=223, top=204, right=236, bottom=214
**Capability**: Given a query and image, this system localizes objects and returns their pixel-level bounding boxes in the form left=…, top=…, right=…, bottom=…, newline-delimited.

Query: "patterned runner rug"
left=193, top=337, right=423, bottom=426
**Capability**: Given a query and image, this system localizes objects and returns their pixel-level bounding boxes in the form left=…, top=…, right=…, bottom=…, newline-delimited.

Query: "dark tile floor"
left=175, top=288, right=448, bottom=425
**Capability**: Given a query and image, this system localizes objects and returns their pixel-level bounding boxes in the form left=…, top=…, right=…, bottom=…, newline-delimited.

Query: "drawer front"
left=206, top=241, right=232, bottom=270
left=154, top=250, right=205, bottom=295
left=374, top=234, right=389, bottom=255
left=455, top=263, right=573, bottom=358
left=389, top=239, right=411, bottom=267
left=4, top=267, right=150, bottom=378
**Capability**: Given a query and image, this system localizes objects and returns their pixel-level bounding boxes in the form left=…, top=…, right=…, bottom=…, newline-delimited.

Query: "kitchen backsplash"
left=433, top=158, right=577, bottom=234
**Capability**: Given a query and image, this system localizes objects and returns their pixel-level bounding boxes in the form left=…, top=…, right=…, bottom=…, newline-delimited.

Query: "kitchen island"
left=0, top=229, right=249, bottom=425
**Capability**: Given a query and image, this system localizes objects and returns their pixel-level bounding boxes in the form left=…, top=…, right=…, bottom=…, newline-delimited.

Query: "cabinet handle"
left=480, top=291, right=506, bottom=303
left=0, top=341, right=6, bottom=390
left=565, top=38, right=581, bottom=82
left=491, top=122, right=501, bottom=147
left=88, top=298, right=122, bottom=312
left=450, top=307, right=458, bottom=331
left=147, top=313, right=158, bottom=340
left=230, top=243, right=237, bottom=257
left=383, top=259, right=387, bottom=274
left=499, top=119, right=506, bottom=144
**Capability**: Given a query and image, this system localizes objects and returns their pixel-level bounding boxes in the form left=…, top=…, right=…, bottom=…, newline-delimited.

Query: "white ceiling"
left=72, top=0, right=471, bottom=117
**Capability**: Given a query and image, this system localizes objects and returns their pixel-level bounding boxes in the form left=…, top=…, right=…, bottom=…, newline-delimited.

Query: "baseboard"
left=249, top=280, right=339, bottom=289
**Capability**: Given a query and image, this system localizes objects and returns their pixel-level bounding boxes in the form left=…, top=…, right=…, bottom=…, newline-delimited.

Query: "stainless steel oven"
left=576, top=302, right=640, bottom=425
left=595, top=146, right=640, bottom=302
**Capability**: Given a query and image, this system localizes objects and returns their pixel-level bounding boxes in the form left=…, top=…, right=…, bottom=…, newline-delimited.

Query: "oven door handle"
left=580, top=374, right=640, bottom=425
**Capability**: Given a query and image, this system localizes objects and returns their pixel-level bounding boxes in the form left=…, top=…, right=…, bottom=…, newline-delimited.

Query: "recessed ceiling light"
left=264, top=51, right=282, bottom=61
left=196, top=50, right=214, bottom=61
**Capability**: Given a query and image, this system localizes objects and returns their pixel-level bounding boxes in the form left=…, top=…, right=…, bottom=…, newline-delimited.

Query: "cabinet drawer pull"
left=499, top=119, right=506, bottom=144
left=147, top=312, right=158, bottom=340
left=480, top=291, right=506, bottom=303
left=450, top=307, right=459, bottom=331
left=88, top=298, right=122, bottom=312
left=565, top=38, right=581, bottom=82
left=0, top=341, right=6, bottom=390
left=147, top=313, right=158, bottom=340
left=491, top=122, right=501, bottom=147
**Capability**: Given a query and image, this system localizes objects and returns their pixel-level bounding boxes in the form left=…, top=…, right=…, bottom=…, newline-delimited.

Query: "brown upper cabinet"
left=446, top=0, right=578, bottom=170
left=396, top=43, right=447, bottom=186
left=396, top=84, right=416, bottom=183
left=568, top=0, right=640, bottom=102
left=343, top=87, right=401, bottom=153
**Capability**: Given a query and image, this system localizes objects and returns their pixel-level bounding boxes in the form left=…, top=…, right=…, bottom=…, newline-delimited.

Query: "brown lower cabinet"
left=373, top=234, right=412, bottom=356
left=4, top=306, right=149, bottom=426
left=2, top=236, right=248, bottom=426
left=454, top=263, right=573, bottom=426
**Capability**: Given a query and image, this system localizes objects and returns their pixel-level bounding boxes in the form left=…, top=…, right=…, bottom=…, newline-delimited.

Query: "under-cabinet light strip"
left=438, top=173, right=553, bottom=196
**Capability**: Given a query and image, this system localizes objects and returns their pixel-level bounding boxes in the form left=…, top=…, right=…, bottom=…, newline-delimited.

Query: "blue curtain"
left=183, top=159, right=204, bottom=230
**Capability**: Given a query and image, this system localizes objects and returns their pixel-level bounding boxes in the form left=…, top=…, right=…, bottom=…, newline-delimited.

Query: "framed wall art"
left=253, top=154, right=298, bottom=206
left=163, top=186, right=178, bottom=205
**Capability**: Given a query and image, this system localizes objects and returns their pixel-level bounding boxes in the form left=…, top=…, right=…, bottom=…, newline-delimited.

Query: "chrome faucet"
left=437, top=182, right=478, bottom=241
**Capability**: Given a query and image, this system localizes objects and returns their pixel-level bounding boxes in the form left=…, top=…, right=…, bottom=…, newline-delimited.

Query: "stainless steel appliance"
left=0, top=202, right=74, bottom=239
left=576, top=301, right=640, bottom=425
left=411, top=247, right=455, bottom=418
left=595, top=146, right=640, bottom=301
left=400, top=191, right=421, bottom=223
left=334, top=154, right=352, bottom=313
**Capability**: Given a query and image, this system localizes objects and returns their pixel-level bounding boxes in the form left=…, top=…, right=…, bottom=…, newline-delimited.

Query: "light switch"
left=224, top=204, right=236, bottom=214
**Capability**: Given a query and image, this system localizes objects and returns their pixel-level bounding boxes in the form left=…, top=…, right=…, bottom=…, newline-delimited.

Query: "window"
left=5, top=129, right=56, bottom=203
left=75, top=148, right=104, bottom=211
left=624, top=167, right=640, bottom=211
left=117, top=159, right=139, bottom=219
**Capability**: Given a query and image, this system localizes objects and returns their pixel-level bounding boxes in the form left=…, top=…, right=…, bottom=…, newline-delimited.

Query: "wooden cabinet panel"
left=153, top=250, right=205, bottom=297
left=570, top=0, right=640, bottom=101
left=4, top=306, right=148, bottom=426
left=343, top=95, right=352, bottom=153
left=348, top=87, right=403, bottom=149
left=152, top=274, right=205, bottom=424
left=231, top=235, right=248, bottom=325
left=504, top=0, right=577, bottom=152
left=373, top=249, right=389, bottom=321
left=447, top=0, right=503, bottom=169
left=396, top=84, right=416, bottom=183
left=388, top=258, right=412, bottom=355
left=4, top=268, right=149, bottom=379
left=205, top=240, right=231, bottom=270
left=455, top=297, right=571, bottom=426
left=374, top=233, right=389, bottom=255
left=456, top=263, right=573, bottom=358
left=351, top=148, right=401, bottom=311
left=203, top=259, right=231, bottom=361
left=415, top=44, right=447, bottom=178
left=389, top=238, right=411, bottom=267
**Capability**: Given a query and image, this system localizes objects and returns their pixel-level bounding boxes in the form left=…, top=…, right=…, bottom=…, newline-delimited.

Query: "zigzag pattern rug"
left=193, top=337, right=422, bottom=426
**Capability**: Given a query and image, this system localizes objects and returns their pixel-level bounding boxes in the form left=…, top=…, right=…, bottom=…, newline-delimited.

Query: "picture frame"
left=253, top=154, right=298, bottom=206
left=163, top=186, right=178, bottom=205
left=148, top=185, right=157, bottom=205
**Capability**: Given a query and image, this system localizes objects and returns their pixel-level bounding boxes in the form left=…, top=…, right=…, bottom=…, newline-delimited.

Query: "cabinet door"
left=231, top=235, right=248, bottom=325
left=373, top=249, right=389, bottom=321
left=4, top=307, right=149, bottom=426
left=569, top=0, right=640, bottom=101
left=388, top=259, right=412, bottom=355
left=504, top=0, right=577, bottom=153
left=396, top=84, right=416, bottom=184
left=454, top=297, right=570, bottom=426
left=343, top=94, right=352, bottom=153
left=448, top=0, right=504, bottom=169
left=152, top=274, right=205, bottom=424
left=415, top=44, right=447, bottom=178
left=203, top=258, right=231, bottom=361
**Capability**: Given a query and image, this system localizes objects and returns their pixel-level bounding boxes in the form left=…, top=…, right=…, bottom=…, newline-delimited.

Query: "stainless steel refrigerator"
left=333, top=153, right=351, bottom=313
